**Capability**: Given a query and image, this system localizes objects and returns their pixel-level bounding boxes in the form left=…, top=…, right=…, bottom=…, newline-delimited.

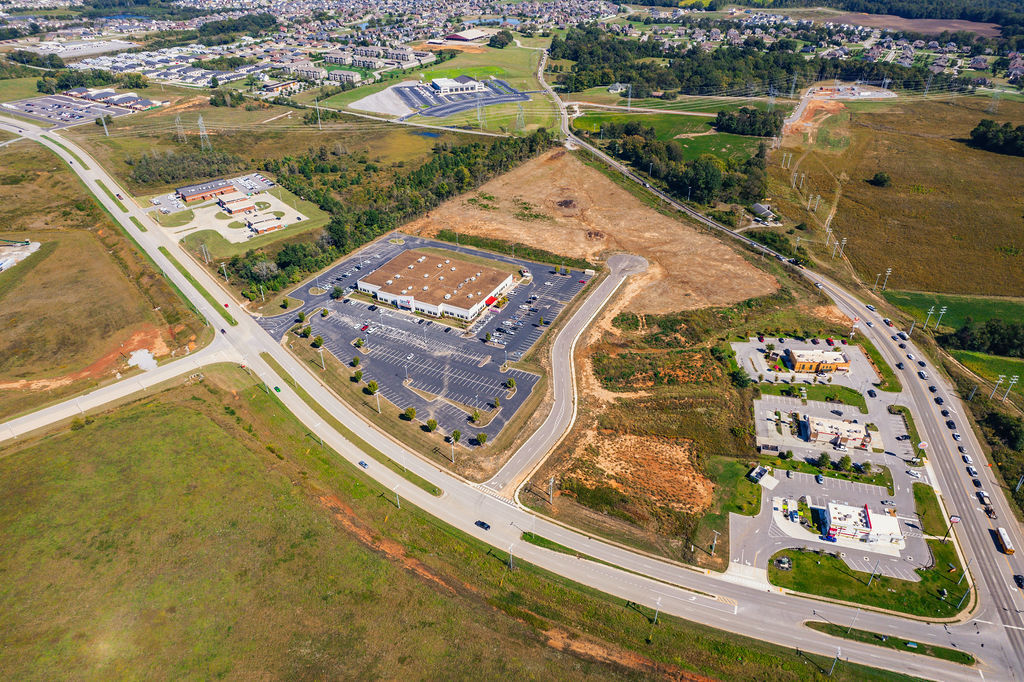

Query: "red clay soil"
left=0, top=324, right=175, bottom=391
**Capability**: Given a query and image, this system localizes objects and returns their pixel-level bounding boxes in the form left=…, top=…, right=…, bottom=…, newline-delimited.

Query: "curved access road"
left=0, top=112, right=1016, bottom=681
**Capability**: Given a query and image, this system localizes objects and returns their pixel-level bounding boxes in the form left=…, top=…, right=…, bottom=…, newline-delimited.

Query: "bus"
left=997, top=527, right=1016, bottom=555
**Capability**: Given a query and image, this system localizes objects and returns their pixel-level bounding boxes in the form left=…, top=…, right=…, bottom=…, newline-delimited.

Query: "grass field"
left=157, top=246, right=235, bottom=326
left=950, top=351, right=1024, bottom=398
left=882, top=290, right=1024, bottom=330
left=561, top=87, right=787, bottom=115
left=805, top=622, right=975, bottom=665
left=758, top=382, right=868, bottom=413
left=772, top=96, right=1024, bottom=297
left=769, top=538, right=965, bottom=617
left=0, top=77, right=40, bottom=103
left=0, top=141, right=204, bottom=419
left=914, top=482, right=949, bottom=537
left=0, top=364, right=917, bottom=681
left=572, top=111, right=712, bottom=141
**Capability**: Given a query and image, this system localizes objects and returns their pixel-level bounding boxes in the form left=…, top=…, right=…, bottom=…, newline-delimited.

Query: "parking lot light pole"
left=375, top=390, right=381, bottom=414
left=710, top=530, right=720, bottom=557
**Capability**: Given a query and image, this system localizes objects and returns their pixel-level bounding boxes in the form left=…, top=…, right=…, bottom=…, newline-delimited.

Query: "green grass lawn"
left=0, top=365, right=914, bottom=681
left=805, top=622, right=975, bottom=666
left=675, top=131, right=764, bottom=162
left=693, top=457, right=762, bottom=569
left=759, top=382, right=868, bottom=413
left=153, top=207, right=194, bottom=228
left=950, top=351, right=1024, bottom=398
left=914, top=482, right=949, bottom=537
left=769, top=540, right=966, bottom=618
left=157, top=245, right=236, bottom=326
left=882, top=290, right=1024, bottom=330
left=573, top=111, right=712, bottom=141
left=0, top=77, right=40, bottom=103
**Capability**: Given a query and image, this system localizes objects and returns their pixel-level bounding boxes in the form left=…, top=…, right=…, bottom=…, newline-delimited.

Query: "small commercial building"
left=445, top=28, right=490, bottom=42
left=785, top=348, right=850, bottom=373
left=805, top=416, right=870, bottom=448
left=430, top=75, right=486, bottom=95
left=245, top=214, right=283, bottom=234
left=176, top=179, right=233, bottom=203
left=217, top=190, right=255, bottom=215
left=356, top=249, right=514, bottom=321
left=823, top=503, right=904, bottom=546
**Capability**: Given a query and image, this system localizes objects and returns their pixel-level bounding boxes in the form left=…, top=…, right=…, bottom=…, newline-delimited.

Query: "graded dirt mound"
left=405, top=149, right=777, bottom=314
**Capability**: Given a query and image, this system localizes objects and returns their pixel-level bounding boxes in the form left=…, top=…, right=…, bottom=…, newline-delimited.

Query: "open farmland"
left=769, top=96, right=1024, bottom=297
left=882, top=290, right=1024, bottom=330
left=0, top=365, right=908, bottom=682
left=0, top=140, right=204, bottom=419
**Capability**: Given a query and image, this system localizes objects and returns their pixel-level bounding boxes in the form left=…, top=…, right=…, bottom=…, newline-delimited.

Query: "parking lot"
left=394, top=79, right=530, bottom=120
left=258, top=233, right=592, bottom=440
left=147, top=173, right=276, bottom=215
left=2, top=95, right=132, bottom=128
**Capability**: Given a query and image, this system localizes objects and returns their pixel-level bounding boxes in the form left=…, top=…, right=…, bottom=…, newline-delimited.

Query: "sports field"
left=0, top=140, right=204, bottom=419
left=0, top=364, right=913, bottom=681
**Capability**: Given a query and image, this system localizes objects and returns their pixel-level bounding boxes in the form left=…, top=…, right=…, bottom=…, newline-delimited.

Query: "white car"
left=907, top=470, right=921, bottom=479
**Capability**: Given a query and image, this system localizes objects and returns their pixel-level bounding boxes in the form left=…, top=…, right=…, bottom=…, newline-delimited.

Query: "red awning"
left=485, top=296, right=497, bottom=305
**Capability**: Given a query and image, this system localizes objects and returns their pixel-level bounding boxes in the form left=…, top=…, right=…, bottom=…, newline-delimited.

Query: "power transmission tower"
left=197, top=115, right=211, bottom=151
left=789, top=74, right=797, bottom=98
left=101, top=115, right=109, bottom=137
left=924, top=72, right=934, bottom=97
left=987, top=89, right=1001, bottom=114
left=767, top=84, right=776, bottom=111
left=174, top=114, right=185, bottom=144
left=516, top=103, right=525, bottom=131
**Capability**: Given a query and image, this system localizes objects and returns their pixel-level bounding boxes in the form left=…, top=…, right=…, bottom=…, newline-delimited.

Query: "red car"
left=360, top=324, right=369, bottom=331
left=826, top=338, right=834, bottom=346
left=579, top=280, right=586, bottom=284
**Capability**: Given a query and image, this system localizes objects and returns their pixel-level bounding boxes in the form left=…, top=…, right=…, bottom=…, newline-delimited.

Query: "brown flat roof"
left=359, top=249, right=510, bottom=309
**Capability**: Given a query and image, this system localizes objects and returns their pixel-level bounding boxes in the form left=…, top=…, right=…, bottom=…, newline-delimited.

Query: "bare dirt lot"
left=787, top=99, right=847, bottom=139
left=831, top=12, right=1001, bottom=37
left=405, top=149, right=778, bottom=314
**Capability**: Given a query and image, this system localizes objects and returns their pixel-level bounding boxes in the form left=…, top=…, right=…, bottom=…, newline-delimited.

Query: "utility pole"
left=198, top=114, right=211, bottom=152
left=934, top=305, right=948, bottom=329
left=866, top=559, right=881, bottom=587
left=837, top=237, right=847, bottom=259
left=393, top=485, right=400, bottom=510
left=968, top=384, right=979, bottom=401
left=873, top=273, right=881, bottom=291
left=908, top=320, right=916, bottom=337
left=508, top=544, right=514, bottom=570
left=450, top=439, right=455, bottom=464
left=881, top=267, right=892, bottom=290
left=957, top=585, right=971, bottom=609
left=548, top=476, right=555, bottom=504
left=991, top=375, right=1006, bottom=400
left=799, top=173, right=805, bottom=190
left=627, top=83, right=632, bottom=112
left=315, top=96, right=322, bottom=130
left=1002, top=375, right=1019, bottom=401
left=923, top=305, right=935, bottom=328
left=710, top=529, right=721, bottom=557
left=220, top=262, right=229, bottom=282
left=828, top=648, right=841, bottom=676
left=375, top=390, right=381, bottom=414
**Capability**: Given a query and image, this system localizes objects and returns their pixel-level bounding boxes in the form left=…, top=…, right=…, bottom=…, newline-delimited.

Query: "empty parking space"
left=395, top=79, right=531, bottom=121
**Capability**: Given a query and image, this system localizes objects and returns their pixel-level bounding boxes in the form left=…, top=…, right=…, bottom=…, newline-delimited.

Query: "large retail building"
left=356, top=249, right=513, bottom=321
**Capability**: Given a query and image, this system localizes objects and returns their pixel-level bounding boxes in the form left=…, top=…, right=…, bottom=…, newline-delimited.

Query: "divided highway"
left=0, top=106, right=1020, bottom=680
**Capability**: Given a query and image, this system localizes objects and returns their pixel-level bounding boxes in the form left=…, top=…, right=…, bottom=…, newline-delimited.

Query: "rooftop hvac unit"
left=423, top=273, right=429, bottom=278
left=438, top=276, right=444, bottom=281
left=422, top=286, right=428, bottom=291
left=394, top=273, right=401, bottom=279
left=386, top=279, right=393, bottom=285
left=444, top=294, right=451, bottom=300
left=444, top=259, right=450, bottom=264
left=470, top=276, right=476, bottom=281
left=417, top=256, right=426, bottom=262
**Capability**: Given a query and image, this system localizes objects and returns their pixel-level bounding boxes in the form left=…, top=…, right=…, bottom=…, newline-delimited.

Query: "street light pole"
left=710, top=529, right=721, bottom=557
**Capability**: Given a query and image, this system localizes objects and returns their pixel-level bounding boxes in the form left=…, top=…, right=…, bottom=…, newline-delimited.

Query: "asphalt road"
left=1, top=94, right=1022, bottom=680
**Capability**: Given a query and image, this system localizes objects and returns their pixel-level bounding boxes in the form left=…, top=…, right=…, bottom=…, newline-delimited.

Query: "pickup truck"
left=978, top=491, right=992, bottom=505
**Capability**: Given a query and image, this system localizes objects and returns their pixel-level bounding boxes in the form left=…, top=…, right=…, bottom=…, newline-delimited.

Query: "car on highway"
left=978, top=491, right=992, bottom=505
left=963, top=454, right=973, bottom=464
left=474, top=520, right=491, bottom=531
left=918, top=360, right=926, bottom=367
left=866, top=321, right=874, bottom=327
left=907, top=353, right=915, bottom=360
left=946, top=420, right=956, bottom=430
left=358, top=460, right=368, bottom=469
left=884, top=318, right=893, bottom=326
left=898, top=343, right=906, bottom=349
left=935, top=397, right=944, bottom=405
left=953, top=433, right=962, bottom=441
left=918, top=371, right=928, bottom=380
left=958, top=446, right=966, bottom=454
left=896, top=362, right=904, bottom=370
left=929, top=385, right=937, bottom=393
left=972, top=478, right=983, bottom=488
left=866, top=304, right=876, bottom=311
left=967, top=466, right=978, bottom=477
left=1015, top=575, right=1024, bottom=590
left=941, top=409, right=950, bottom=417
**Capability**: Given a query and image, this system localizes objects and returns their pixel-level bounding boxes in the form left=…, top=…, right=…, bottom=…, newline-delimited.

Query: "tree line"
left=940, top=317, right=1024, bottom=358
left=125, top=149, right=245, bottom=185
left=36, top=68, right=146, bottom=94
left=227, top=131, right=554, bottom=296
left=549, top=25, right=971, bottom=97
left=969, top=119, right=1024, bottom=156
left=714, top=107, right=784, bottom=136
left=575, top=119, right=768, bottom=205
left=8, top=49, right=64, bottom=69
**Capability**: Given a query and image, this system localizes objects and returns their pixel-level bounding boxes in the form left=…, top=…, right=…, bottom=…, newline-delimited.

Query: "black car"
left=474, top=520, right=491, bottom=531
left=941, top=409, right=950, bottom=417
left=898, top=343, right=906, bottom=349
left=935, top=396, right=944, bottom=405
left=929, top=385, right=937, bottom=393
left=896, top=362, right=905, bottom=370
left=918, top=360, right=926, bottom=367
left=958, top=446, right=966, bottom=454
left=867, top=389, right=877, bottom=398
left=972, top=478, right=983, bottom=488
left=1015, top=575, right=1024, bottom=590
left=946, top=420, right=956, bottom=430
